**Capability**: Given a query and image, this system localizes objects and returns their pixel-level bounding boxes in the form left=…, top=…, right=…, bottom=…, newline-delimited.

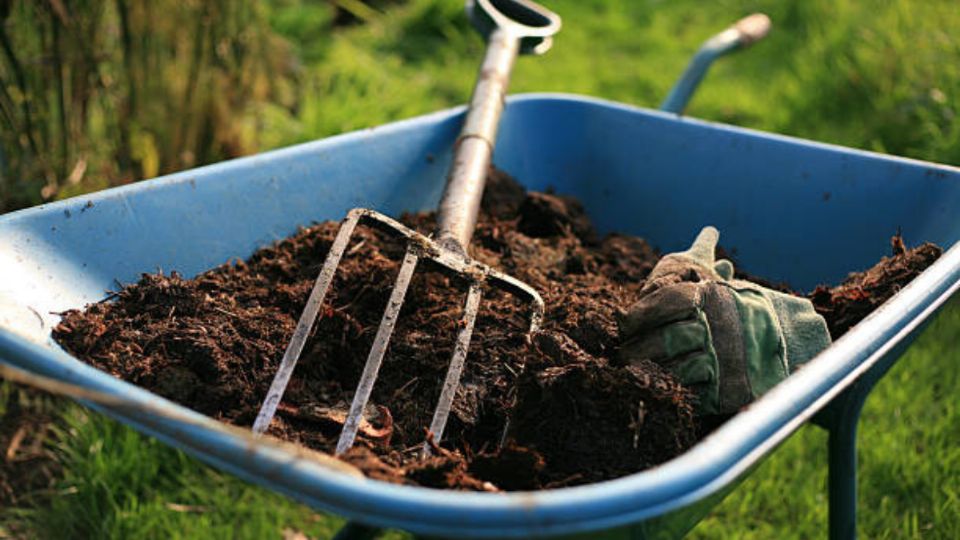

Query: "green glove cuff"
left=722, top=283, right=787, bottom=399
left=762, top=288, right=832, bottom=371
left=721, top=280, right=830, bottom=399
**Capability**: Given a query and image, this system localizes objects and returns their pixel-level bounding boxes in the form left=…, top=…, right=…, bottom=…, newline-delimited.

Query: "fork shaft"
left=435, top=28, right=519, bottom=252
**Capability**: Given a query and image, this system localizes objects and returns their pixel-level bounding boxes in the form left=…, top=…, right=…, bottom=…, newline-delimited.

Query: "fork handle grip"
left=435, top=28, right=519, bottom=253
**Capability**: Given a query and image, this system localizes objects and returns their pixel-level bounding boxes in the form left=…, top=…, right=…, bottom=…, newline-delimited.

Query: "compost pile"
left=53, top=170, right=941, bottom=491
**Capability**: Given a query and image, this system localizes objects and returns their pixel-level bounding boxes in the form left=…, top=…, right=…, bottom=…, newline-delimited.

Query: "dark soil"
left=810, top=234, right=943, bottom=337
left=52, top=169, right=941, bottom=491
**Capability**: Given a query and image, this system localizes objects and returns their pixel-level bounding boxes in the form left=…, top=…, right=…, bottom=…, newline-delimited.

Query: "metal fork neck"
left=435, top=29, right=520, bottom=253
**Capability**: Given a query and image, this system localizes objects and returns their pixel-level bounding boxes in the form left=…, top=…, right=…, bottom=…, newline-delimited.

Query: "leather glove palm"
left=617, top=227, right=831, bottom=416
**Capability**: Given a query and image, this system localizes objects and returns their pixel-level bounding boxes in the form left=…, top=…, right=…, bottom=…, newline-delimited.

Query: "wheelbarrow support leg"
left=821, top=332, right=911, bottom=540
left=827, top=386, right=867, bottom=540
left=332, top=521, right=382, bottom=540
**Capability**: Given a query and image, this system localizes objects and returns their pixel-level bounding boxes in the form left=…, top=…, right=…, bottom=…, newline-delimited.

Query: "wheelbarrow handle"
left=660, top=13, right=771, bottom=114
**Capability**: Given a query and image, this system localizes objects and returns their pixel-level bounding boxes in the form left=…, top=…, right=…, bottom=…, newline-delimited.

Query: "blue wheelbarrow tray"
left=2, top=94, right=959, bottom=539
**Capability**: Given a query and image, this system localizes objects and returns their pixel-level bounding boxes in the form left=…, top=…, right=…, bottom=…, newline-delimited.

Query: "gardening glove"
left=617, top=226, right=831, bottom=416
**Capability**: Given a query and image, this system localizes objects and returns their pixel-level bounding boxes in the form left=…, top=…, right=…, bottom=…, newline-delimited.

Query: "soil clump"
left=810, top=235, right=942, bottom=337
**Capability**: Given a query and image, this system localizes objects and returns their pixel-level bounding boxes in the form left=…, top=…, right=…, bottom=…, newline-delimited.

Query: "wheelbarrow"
left=2, top=16, right=960, bottom=540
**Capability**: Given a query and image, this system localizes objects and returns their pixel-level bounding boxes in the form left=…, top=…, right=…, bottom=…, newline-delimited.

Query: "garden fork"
left=253, top=0, right=558, bottom=457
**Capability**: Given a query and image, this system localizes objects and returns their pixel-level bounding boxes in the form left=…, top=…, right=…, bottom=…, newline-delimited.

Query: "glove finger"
left=618, top=318, right=709, bottom=363
left=618, top=281, right=701, bottom=337
left=714, top=259, right=734, bottom=281
left=669, top=351, right=717, bottom=387
left=642, top=255, right=721, bottom=290
left=680, top=226, right=719, bottom=267
left=638, top=273, right=681, bottom=295
left=668, top=351, right=721, bottom=415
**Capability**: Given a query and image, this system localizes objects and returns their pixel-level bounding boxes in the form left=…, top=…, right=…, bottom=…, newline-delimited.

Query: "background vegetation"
left=1, top=0, right=958, bottom=538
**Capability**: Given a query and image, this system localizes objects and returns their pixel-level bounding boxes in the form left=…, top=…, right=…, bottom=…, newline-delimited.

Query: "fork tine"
left=421, top=281, right=483, bottom=457
left=253, top=210, right=363, bottom=435
left=336, top=247, right=420, bottom=454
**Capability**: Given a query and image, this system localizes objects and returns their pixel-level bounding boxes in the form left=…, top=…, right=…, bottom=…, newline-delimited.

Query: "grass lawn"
left=2, top=0, right=959, bottom=538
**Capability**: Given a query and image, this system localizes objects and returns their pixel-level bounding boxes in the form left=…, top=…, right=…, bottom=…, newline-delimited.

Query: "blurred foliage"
left=278, top=0, right=960, bottom=164
left=3, top=0, right=957, bottom=214
left=0, top=0, right=301, bottom=212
